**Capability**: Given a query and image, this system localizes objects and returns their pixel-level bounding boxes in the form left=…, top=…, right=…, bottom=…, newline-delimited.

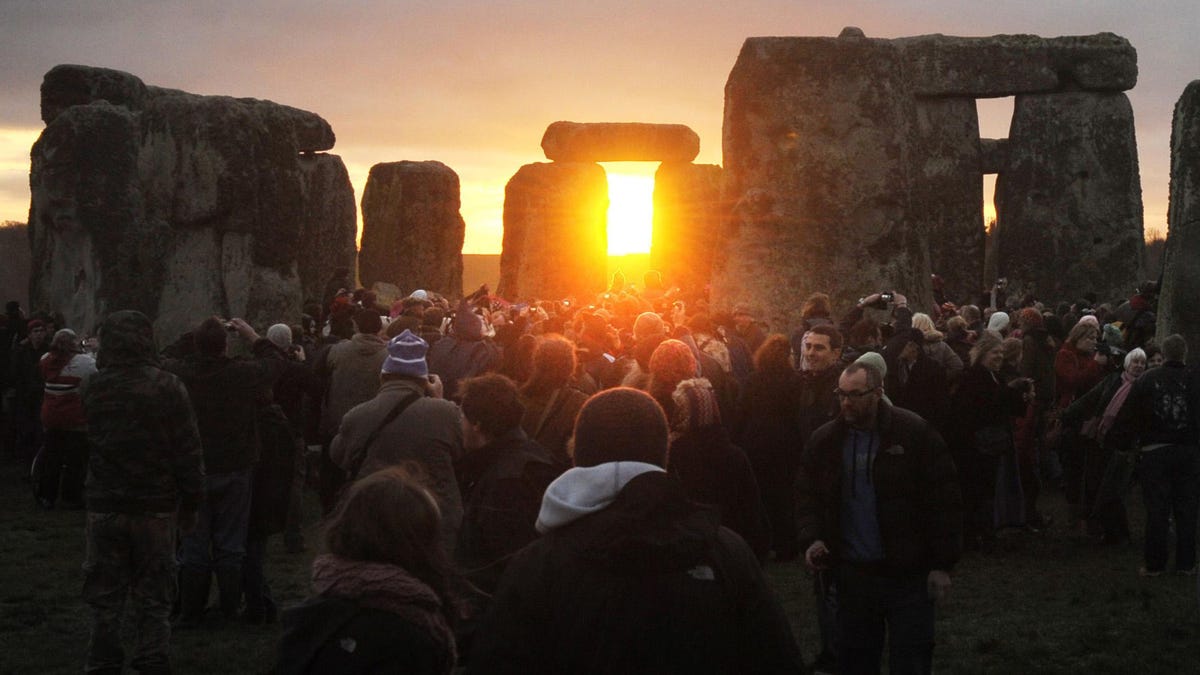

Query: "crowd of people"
left=0, top=268, right=1194, bottom=674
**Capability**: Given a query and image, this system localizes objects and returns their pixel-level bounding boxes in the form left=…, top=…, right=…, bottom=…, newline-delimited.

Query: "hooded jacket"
left=320, top=333, right=388, bottom=439
left=466, top=469, right=802, bottom=674
left=82, top=311, right=205, bottom=514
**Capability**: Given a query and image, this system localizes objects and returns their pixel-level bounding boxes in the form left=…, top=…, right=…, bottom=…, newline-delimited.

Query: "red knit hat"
left=648, top=339, right=697, bottom=386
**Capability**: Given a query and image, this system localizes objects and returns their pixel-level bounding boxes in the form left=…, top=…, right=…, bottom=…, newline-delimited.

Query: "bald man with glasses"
left=795, top=361, right=962, bottom=675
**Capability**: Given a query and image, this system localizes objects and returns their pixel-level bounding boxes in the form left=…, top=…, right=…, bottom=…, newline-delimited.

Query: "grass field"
left=1, top=458, right=1197, bottom=674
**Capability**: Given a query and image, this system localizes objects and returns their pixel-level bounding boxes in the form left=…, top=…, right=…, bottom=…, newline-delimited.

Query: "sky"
left=0, top=0, right=1196, bottom=253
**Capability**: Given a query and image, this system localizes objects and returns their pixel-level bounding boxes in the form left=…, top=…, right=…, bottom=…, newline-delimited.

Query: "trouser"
left=179, top=470, right=252, bottom=574
left=242, top=533, right=274, bottom=616
left=1140, top=444, right=1200, bottom=572
left=282, top=446, right=309, bottom=549
left=35, top=428, right=89, bottom=505
left=1092, top=448, right=1137, bottom=541
left=83, top=511, right=177, bottom=675
left=961, top=451, right=1000, bottom=545
left=836, top=566, right=935, bottom=675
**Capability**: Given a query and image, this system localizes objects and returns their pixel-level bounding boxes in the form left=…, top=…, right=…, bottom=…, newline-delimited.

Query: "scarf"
left=1097, top=371, right=1138, bottom=440
left=311, top=554, right=456, bottom=672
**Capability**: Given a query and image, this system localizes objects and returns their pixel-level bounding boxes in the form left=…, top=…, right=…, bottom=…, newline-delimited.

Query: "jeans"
left=836, top=566, right=935, bottom=675
left=179, top=469, right=252, bottom=574
left=35, top=428, right=89, bottom=505
left=83, top=512, right=177, bottom=674
left=1140, top=444, right=1200, bottom=572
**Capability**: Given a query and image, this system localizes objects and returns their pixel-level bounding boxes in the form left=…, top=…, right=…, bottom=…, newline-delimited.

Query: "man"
left=467, top=388, right=802, bottom=674
left=733, top=305, right=766, bottom=356
left=882, top=328, right=949, bottom=434
left=315, top=307, right=388, bottom=511
left=165, top=317, right=286, bottom=627
left=331, top=329, right=463, bottom=554
left=81, top=310, right=204, bottom=674
left=455, top=373, right=557, bottom=595
left=1108, top=333, right=1199, bottom=576
left=797, top=362, right=962, bottom=675
left=10, top=318, right=50, bottom=461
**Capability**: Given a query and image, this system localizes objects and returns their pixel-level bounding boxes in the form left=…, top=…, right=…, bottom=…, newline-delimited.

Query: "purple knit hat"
left=381, top=329, right=429, bottom=379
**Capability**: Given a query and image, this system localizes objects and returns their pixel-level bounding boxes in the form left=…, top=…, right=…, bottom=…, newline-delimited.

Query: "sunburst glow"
left=604, top=163, right=656, bottom=255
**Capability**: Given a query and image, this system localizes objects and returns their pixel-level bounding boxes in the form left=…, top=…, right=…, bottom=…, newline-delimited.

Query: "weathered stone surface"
left=979, top=138, right=1008, bottom=175
left=715, top=35, right=934, bottom=330
left=28, top=65, right=354, bottom=343
left=499, top=163, right=607, bottom=301
left=1159, top=81, right=1200, bottom=357
left=913, top=97, right=984, bottom=301
left=541, top=122, right=700, bottom=162
left=359, top=161, right=465, bottom=298
left=995, top=91, right=1143, bottom=303
left=899, top=32, right=1137, bottom=96
left=40, top=64, right=335, bottom=151
left=298, top=154, right=358, bottom=304
left=651, top=163, right=724, bottom=295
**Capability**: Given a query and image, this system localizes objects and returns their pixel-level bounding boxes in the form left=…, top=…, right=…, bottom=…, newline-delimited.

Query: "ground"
left=1, top=459, right=1196, bottom=674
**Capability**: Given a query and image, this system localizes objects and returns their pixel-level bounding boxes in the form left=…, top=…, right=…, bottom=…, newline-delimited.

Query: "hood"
left=96, top=310, right=159, bottom=370
left=536, top=461, right=664, bottom=533
left=551, top=469, right=719, bottom=575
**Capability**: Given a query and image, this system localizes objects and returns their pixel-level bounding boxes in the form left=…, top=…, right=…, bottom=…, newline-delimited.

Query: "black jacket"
left=796, top=401, right=962, bottom=575
left=466, top=471, right=802, bottom=674
left=1108, top=361, right=1199, bottom=450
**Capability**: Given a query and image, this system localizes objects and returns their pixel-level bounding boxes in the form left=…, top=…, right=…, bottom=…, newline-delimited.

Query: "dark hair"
left=521, top=335, right=576, bottom=399
left=194, top=317, right=228, bottom=356
left=807, top=323, right=843, bottom=351
left=753, top=334, right=792, bottom=373
left=1161, top=334, right=1187, bottom=363
left=801, top=292, right=831, bottom=320
left=354, top=308, right=383, bottom=335
left=572, top=388, right=669, bottom=468
left=324, top=467, right=453, bottom=610
left=460, top=373, right=524, bottom=438
left=847, top=317, right=880, bottom=347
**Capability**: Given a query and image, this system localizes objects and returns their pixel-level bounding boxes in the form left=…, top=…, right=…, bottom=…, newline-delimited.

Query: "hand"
left=425, top=373, right=444, bottom=399
left=178, top=509, right=198, bottom=534
left=804, top=540, right=831, bottom=571
left=229, top=318, right=259, bottom=342
left=927, top=569, right=952, bottom=604
left=891, top=291, right=908, bottom=308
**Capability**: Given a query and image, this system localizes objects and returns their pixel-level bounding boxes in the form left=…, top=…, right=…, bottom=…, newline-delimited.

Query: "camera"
left=995, top=277, right=1008, bottom=290
left=880, top=292, right=894, bottom=303
left=223, top=320, right=237, bottom=333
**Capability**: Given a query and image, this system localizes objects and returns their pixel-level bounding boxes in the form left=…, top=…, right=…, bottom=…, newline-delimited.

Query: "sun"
left=604, top=163, right=656, bottom=255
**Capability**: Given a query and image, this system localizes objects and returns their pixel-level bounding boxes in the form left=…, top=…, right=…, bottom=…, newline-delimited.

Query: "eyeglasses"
left=833, top=386, right=878, bottom=401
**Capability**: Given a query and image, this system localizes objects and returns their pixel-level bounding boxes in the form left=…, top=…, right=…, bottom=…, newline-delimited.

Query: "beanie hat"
left=649, top=339, right=698, bottom=386
left=633, top=311, right=666, bottom=342
left=855, top=350, right=888, bottom=380
left=266, top=323, right=292, bottom=349
left=381, top=330, right=429, bottom=379
left=572, top=388, right=669, bottom=468
left=669, top=378, right=721, bottom=435
left=987, top=311, right=1010, bottom=333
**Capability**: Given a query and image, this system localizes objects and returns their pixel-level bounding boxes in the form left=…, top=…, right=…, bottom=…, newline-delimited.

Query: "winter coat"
left=519, top=386, right=588, bottom=470
left=455, top=429, right=557, bottom=595
left=1054, top=346, right=1102, bottom=410
left=164, top=339, right=286, bottom=474
left=331, top=378, right=464, bottom=553
left=736, top=368, right=802, bottom=492
left=466, top=469, right=802, bottom=674
left=40, top=351, right=97, bottom=430
left=795, top=401, right=962, bottom=575
left=319, top=333, right=388, bottom=439
left=668, top=425, right=771, bottom=563
left=81, top=311, right=204, bottom=515
left=1108, top=361, right=1200, bottom=450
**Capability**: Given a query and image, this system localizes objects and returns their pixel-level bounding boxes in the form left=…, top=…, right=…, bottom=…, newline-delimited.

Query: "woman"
left=952, top=330, right=1033, bottom=551
left=279, top=467, right=457, bottom=674
left=35, top=328, right=97, bottom=509
left=1063, top=348, right=1147, bottom=544
left=518, top=335, right=588, bottom=471
left=666, top=378, right=769, bottom=563
left=1054, top=321, right=1103, bottom=522
left=911, top=312, right=964, bottom=384
left=735, top=334, right=802, bottom=561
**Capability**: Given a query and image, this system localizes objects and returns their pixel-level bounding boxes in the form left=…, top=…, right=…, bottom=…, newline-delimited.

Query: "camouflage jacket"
left=82, top=311, right=205, bottom=514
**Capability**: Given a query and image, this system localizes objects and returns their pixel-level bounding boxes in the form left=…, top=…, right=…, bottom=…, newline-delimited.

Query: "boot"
left=174, top=569, right=210, bottom=629
left=215, top=567, right=243, bottom=621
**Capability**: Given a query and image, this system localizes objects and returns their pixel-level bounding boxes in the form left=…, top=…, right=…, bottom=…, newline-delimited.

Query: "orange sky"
left=0, top=2, right=1193, bottom=252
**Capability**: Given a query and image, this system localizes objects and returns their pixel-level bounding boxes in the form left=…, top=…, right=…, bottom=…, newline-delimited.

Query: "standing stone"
left=359, top=161, right=465, bottom=298
left=499, top=163, right=607, bottom=301
left=651, top=163, right=724, bottom=295
left=715, top=35, right=933, bottom=331
left=912, top=97, right=984, bottom=302
left=995, top=91, right=1143, bottom=303
left=27, top=65, right=355, bottom=343
left=1159, top=81, right=1200, bottom=358
left=298, top=154, right=358, bottom=305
